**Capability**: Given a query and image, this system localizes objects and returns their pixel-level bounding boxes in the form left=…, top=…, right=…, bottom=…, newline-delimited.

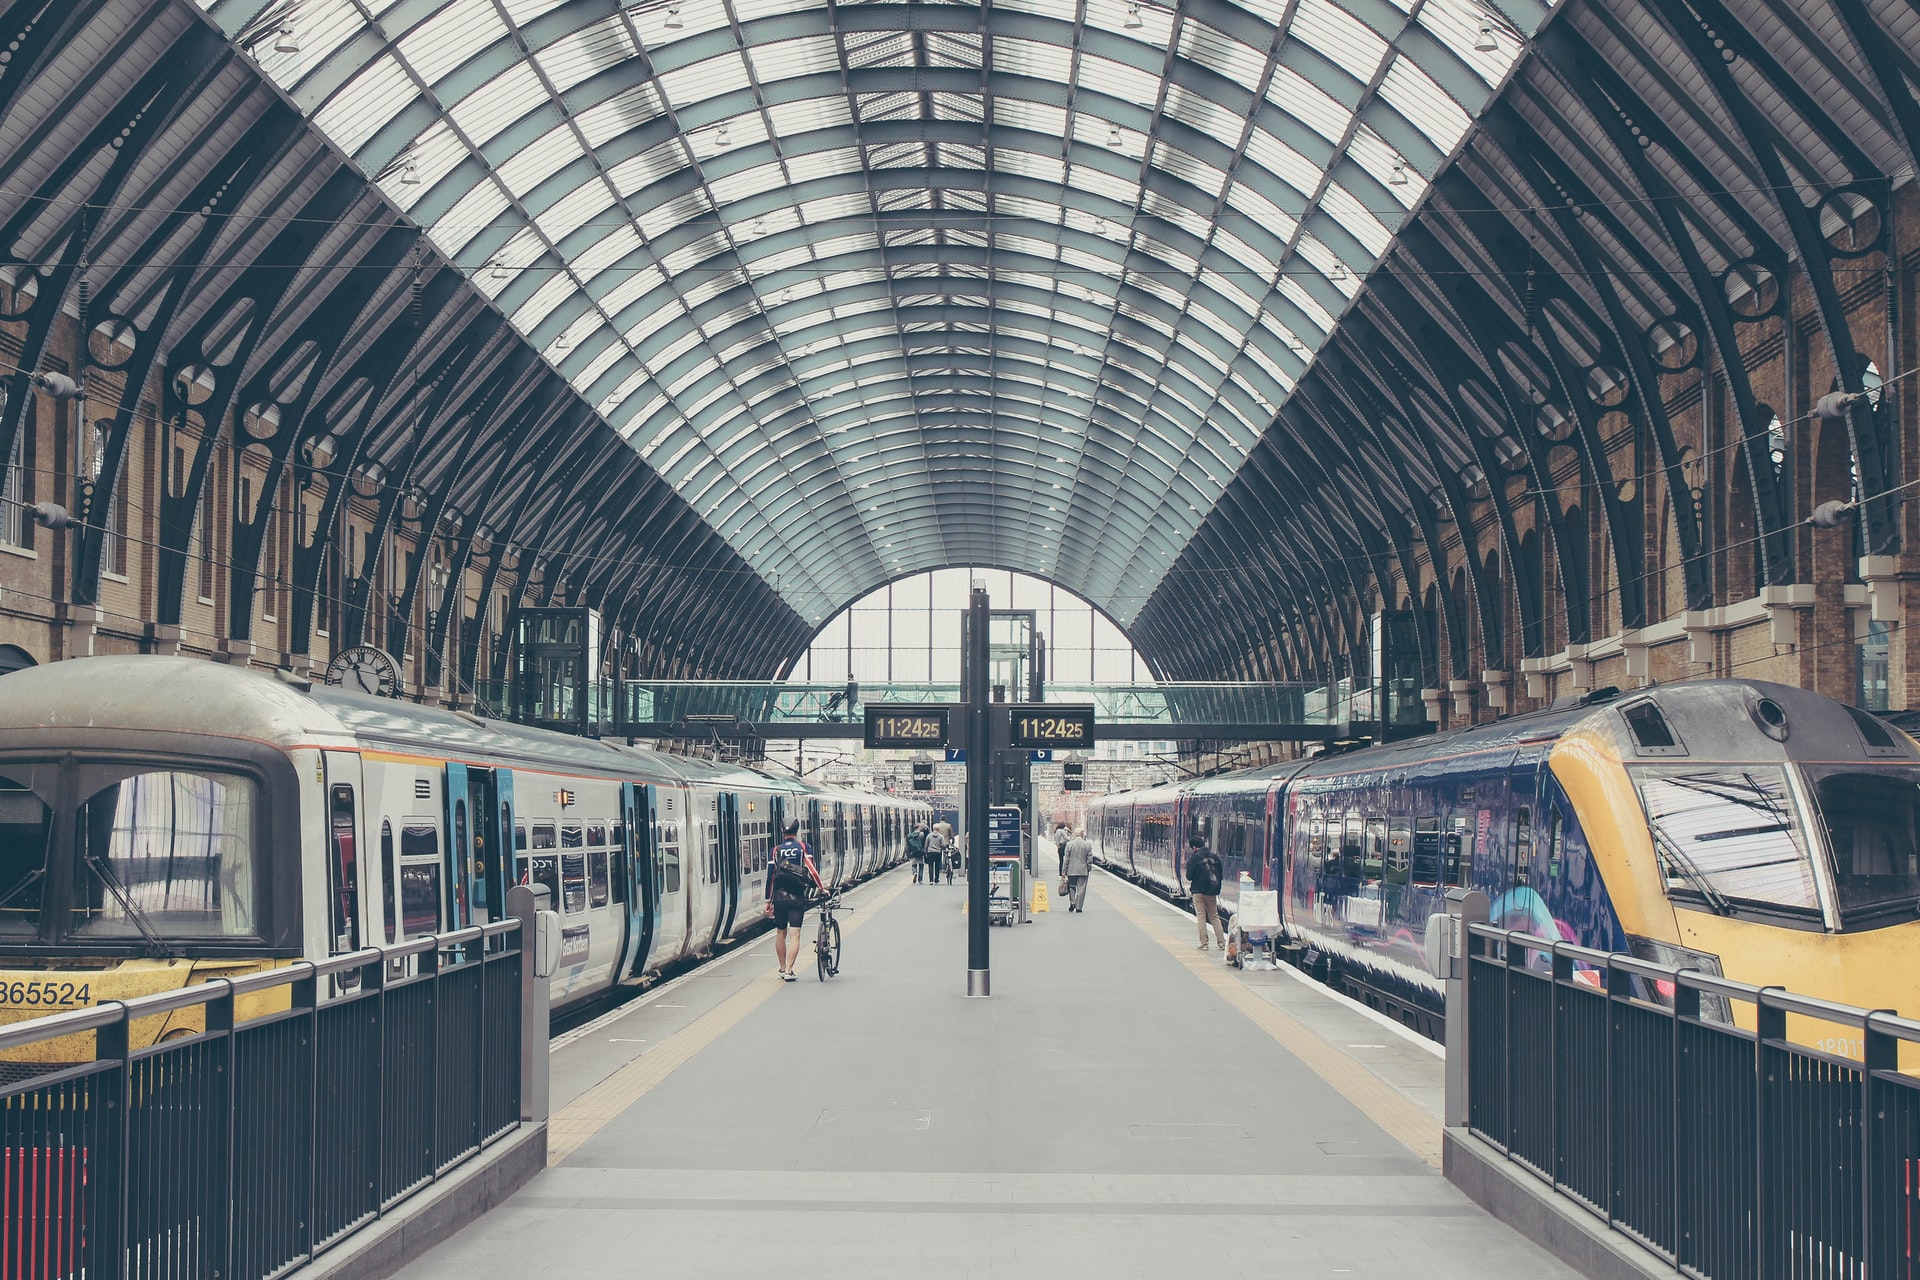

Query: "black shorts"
left=769, top=897, right=808, bottom=930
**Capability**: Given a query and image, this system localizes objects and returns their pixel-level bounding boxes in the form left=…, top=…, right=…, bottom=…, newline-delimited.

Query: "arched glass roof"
left=202, top=0, right=1558, bottom=627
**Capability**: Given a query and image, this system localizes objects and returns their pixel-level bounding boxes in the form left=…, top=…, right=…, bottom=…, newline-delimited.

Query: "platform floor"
left=396, top=869, right=1581, bottom=1280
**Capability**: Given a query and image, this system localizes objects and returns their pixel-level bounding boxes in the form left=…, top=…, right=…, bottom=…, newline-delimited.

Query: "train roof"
left=0, top=657, right=902, bottom=795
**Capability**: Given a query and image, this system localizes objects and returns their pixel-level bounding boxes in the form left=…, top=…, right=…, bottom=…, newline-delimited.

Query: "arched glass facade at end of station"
left=784, top=567, right=1156, bottom=689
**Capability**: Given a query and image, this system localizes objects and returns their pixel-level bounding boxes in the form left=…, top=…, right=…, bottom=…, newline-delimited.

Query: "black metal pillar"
left=965, top=585, right=991, bottom=997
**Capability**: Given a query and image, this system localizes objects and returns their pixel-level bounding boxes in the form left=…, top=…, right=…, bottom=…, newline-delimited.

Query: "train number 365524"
left=0, top=981, right=90, bottom=1007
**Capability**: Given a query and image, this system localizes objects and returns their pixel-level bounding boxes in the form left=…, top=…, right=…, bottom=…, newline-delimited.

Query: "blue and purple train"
left=1090, top=680, right=1920, bottom=1045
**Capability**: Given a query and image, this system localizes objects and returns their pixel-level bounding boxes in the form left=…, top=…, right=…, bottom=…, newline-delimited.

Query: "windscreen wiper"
left=1651, top=826, right=1733, bottom=916
left=81, top=853, right=177, bottom=957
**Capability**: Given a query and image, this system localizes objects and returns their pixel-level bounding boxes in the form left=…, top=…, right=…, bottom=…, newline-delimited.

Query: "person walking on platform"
left=764, top=820, right=823, bottom=981
left=1053, top=823, right=1071, bottom=876
left=925, top=826, right=949, bottom=887
left=1062, top=828, right=1092, bottom=912
left=908, top=823, right=928, bottom=883
left=1185, top=834, right=1225, bottom=951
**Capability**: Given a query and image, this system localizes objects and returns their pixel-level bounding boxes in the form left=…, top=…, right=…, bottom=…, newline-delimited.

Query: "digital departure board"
left=864, top=704, right=952, bottom=749
left=1006, top=704, right=1096, bottom=749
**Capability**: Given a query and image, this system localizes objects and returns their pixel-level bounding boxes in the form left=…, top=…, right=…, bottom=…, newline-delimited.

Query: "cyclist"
left=764, top=819, right=823, bottom=982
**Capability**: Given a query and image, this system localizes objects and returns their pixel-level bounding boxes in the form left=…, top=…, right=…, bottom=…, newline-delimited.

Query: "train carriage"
left=0, top=656, right=927, bottom=1052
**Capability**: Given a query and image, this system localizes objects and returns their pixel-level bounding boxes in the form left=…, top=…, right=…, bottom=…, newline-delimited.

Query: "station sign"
left=864, top=703, right=951, bottom=749
left=1063, top=761, right=1085, bottom=792
left=911, top=761, right=934, bottom=791
left=986, top=805, right=1024, bottom=861
left=1006, top=703, right=1096, bottom=750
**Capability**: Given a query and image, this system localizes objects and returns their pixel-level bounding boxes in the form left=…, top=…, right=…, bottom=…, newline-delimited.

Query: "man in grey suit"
left=1061, top=828, right=1093, bottom=913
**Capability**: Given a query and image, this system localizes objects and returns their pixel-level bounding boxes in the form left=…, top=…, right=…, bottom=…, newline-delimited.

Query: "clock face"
left=325, top=645, right=400, bottom=698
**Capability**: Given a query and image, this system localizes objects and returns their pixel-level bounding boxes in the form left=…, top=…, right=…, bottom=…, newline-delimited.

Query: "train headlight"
left=1624, top=935, right=1732, bottom=1024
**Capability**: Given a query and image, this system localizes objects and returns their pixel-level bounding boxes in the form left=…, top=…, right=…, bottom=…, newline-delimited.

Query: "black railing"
left=1463, top=923, right=1920, bottom=1278
left=0, top=922, right=522, bottom=1280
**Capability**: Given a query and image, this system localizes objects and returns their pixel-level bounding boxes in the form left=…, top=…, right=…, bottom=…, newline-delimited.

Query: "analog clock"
left=324, top=645, right=400, bottom=698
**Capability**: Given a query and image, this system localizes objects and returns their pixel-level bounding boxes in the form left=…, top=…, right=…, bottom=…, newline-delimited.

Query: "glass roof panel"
left=217, top=0, right=1562, bottom=627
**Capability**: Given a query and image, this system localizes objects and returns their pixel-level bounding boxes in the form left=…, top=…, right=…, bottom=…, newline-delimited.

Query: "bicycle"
left=814, top=891, right=844, bottom=981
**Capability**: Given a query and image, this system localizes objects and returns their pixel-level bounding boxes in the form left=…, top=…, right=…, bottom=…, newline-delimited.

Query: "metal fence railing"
left=0, top=922, right=524, bottom=1280
left=1460, top=920, right=1920, bottom=1278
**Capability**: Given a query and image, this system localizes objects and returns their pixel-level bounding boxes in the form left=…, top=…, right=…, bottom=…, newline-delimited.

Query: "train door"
left=321, top=752, right=367, bottom=992
left=715, top=792, right=742, bottom=943
left=805, top=800, right=824, bottom=878
left=465, top=767, right=513, bottom=924
left=1497, top=746, right=1549, bottom=933
left=443, top=762, right=475, bottom=929
left=623, top=782, right=657, bottom=978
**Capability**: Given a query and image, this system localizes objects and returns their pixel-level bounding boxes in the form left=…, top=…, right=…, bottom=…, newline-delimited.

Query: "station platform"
left=395, top=870, right=1582, bottom=1280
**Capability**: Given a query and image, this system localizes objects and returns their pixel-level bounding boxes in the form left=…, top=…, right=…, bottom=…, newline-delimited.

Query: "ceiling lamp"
left=399, top=157, right=421, bottom=185
left=1094, top=217, right=1108, bottom=236
left=273, top=23, right=299, bottom=53
left=1124, top=1, right=1144, bottom=28
left=1106, top=124, right=1123, bottom=148
left=1389, top=160, right=1409, bottom=186
left=752, top=215, right=767, bottom=236
left=664, top=4, right=683, bottom=28
left=1330, top=263, right=1349, bottom=282
left=489, top=258, right=507, bottom=280
left=1474, top=18, right=1498, bottom=52
left=715, top=122, right=731, bottom=147
left=555, top=330, right=572, bottom=351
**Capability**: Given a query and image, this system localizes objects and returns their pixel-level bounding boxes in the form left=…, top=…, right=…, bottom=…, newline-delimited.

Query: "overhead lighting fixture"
left=1389, top=160, right=1409, bottom=186
left=752, top=215, right=767, bottom=236
left=273, top=23, right=299, bottom=53
left=715, top=122, right=731, bottom=147
left=489, top=258, right=507, bottom=281
left=399, top=157, right=420, bottom=185
left=555, top=331, right=572, bottom=351
left=1330, top=263, right=1349, bottom=282
left=664, top=4, right=684, bottom=28
left=1474, top=18, right=1498, bottom=52
left=1106, top=124, right=1123, bottom=148
left=1094, top=217, right=1107, bottom=236
left=1124, top=1, right=1144, bottom=28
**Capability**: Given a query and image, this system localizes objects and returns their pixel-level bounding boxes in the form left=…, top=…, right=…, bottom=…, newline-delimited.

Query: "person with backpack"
left=907, top=823, right=928, bottom=883
left=1185, top=833, right=1225, bottom=951
left=764, top=819, right=823, bottom=981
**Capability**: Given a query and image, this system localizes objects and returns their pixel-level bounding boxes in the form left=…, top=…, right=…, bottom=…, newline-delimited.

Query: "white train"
left=0, top=656, right=926, bottom=1042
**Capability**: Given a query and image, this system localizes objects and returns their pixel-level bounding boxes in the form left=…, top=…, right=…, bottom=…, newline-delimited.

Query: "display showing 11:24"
left=1007, top=704, right=1095, bottom=749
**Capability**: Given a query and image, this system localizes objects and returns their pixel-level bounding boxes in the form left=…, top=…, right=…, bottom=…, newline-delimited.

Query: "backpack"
left=770, top=841, right=813, bottom=895
left=907, top=829, right=927, bottom=858
left=1188, top=851, right=1222, bottom=895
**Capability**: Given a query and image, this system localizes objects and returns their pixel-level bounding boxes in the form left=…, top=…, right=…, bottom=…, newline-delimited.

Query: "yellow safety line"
left=546, top=874, right=914, bottom=1166
left=1097, top=882, right=1443, bottom=1170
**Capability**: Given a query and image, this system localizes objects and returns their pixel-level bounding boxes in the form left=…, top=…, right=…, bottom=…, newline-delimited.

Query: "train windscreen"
left=1802, top=766, right=1920, bottom=928
left=1632, top=767, right=1818, bottom=918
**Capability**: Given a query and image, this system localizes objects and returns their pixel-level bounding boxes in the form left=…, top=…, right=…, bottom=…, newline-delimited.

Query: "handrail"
left=0, top=919, right=522, bottom=1055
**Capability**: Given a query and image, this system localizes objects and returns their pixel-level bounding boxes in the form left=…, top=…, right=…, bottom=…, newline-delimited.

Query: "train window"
left=589, top=851, right=610, bottom=907
left=1620, top=700, right=1686, bottom=756
left=561, top=825, right=583, bottom=849
left=663, top=843, right=681, bottom=894
left=531, top=824, right=555, bottom=851
left=1306, top=819, right=1327, bottom=865
left=1363, top=818, right=1386, bottom=882
left=515, top=823, right=527, bottom=852
left=1802, top=767, right=1920, bottom=926
left=1386, top=819, right=1412, bottom=883
left=1634, top=767, right=1816, bottom=913
left=70, top=769, right=260, bottom=939
left=401, top=823, right=438, bottom=859
left=1446, top=817, right=1473, bottom=886
left=1513, top=807, right=1532, bottom=863
left=400, top=864, right=440, bottom=936
left=1413, top=818, right=1443, bottom=885
left=0, top=775, right=49, bottom=936
left=1843, top=705, right=1902, bottom=756
left=527, top=851, right=560, bottom=912
left=561, top=853, right=587, bottom=913
left=1341, top=816, right=1363, bottom=879
left=381, top=821, right=398, bottom=942
left=587, top=824, right=606, bottom=847
left=328, top=784, right=360, bottom=952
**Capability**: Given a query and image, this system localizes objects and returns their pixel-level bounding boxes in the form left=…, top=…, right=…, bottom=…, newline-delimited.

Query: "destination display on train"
left=864, top=704, right=952, bottom=749
left=1006, top=704, right=1096, bottom=749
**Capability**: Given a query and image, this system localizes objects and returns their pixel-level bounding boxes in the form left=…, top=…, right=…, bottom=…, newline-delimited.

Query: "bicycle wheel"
left=816, top=919, right=832, bottom=981
left=825, top=918, right=841, bottom=977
